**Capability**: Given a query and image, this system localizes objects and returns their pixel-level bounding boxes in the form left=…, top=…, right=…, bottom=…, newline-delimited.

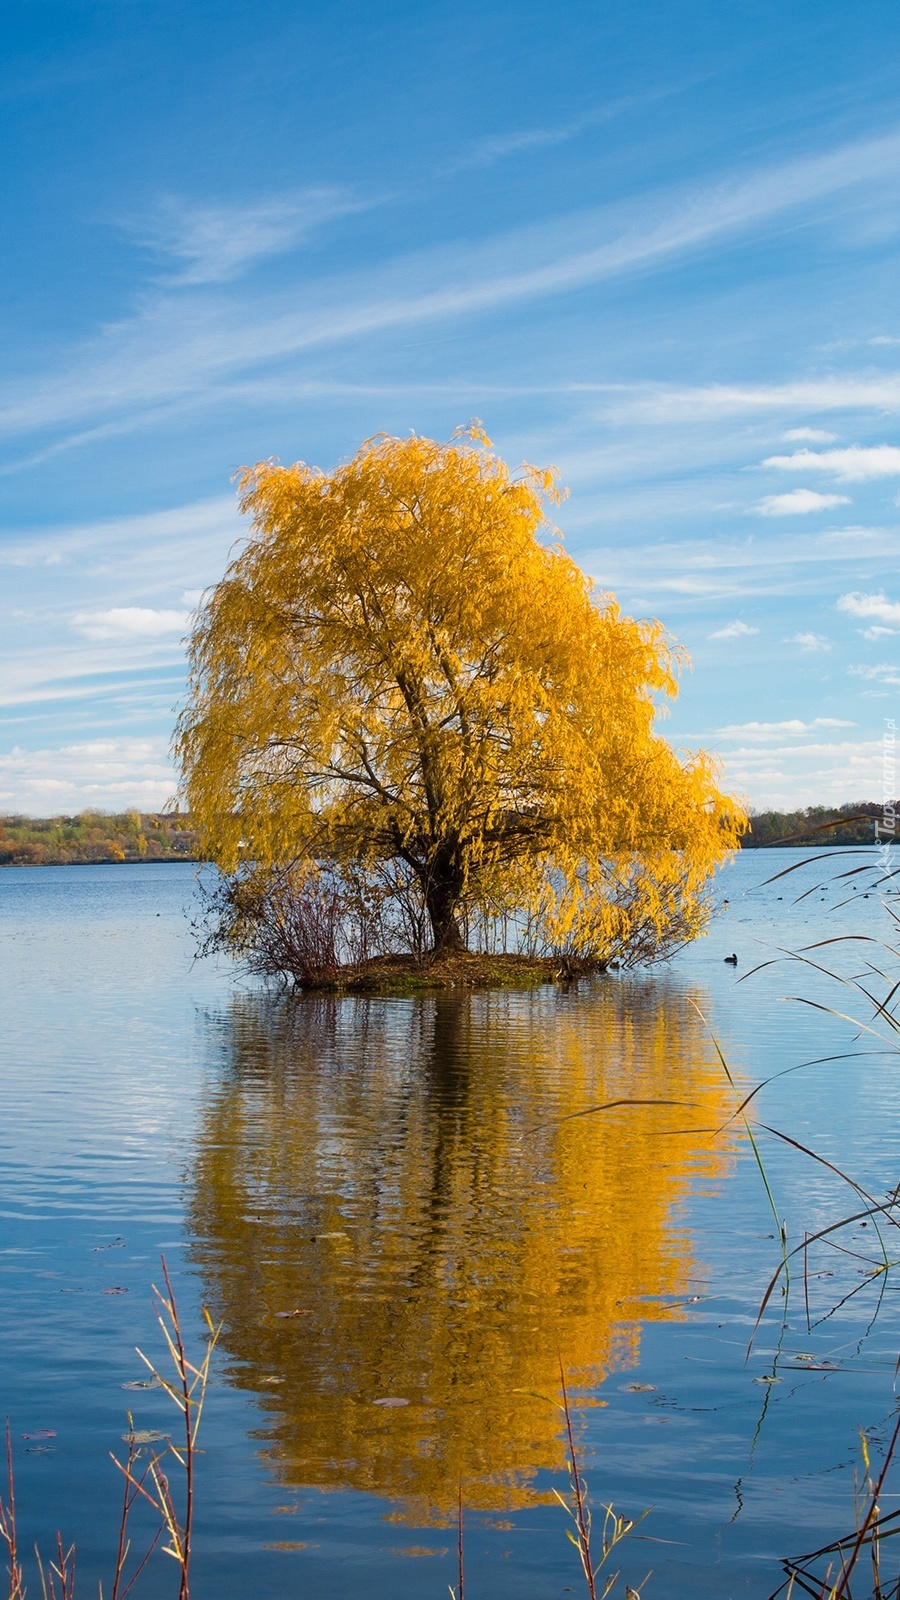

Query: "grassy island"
left=282, top=949, right=603, bottom=993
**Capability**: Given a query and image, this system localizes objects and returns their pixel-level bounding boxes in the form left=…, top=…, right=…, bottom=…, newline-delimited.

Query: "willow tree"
left=176, top=429, right=743, bottom=962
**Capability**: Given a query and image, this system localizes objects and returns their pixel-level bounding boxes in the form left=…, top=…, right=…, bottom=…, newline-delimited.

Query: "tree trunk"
left=424, top=875, right=467, bottom=955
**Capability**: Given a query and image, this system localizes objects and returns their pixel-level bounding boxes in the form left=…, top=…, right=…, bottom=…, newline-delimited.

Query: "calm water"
left=1, top=851, right=899, bottom=1598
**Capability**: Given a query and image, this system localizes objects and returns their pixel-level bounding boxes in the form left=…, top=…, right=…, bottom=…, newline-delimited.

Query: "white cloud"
left=717, top=717, right=855, bottom=740
left=837, top=590, right=900, bottom=627
left=716, top=737, right=885, bottom=809
left=138, top=190, right=367, bottom=285
left=71, top=607, right=189, bottom=642
left=754, top=488, right=850, bottom=515
left=612, top=376, right=900, bottom=423
left=0, top=498, right=240, bottom=719
left=0, top=738, right=177, bottom=815
left=849, top=662, right=900, bottom=687
left=781, top=428, right=838, bottom=442
left=762, top=445, right=900, bottom=481
left=708, top=620, right=760, bottom=640
left=786, top=631, right=832, bottom=652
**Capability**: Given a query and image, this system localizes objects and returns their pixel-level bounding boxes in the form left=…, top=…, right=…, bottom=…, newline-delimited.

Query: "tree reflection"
left=187, top=980, right=733, bottom=1519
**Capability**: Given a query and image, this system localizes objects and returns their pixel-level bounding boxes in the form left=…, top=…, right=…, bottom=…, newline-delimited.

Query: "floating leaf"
left=783, top=1361, right=840, bottom=1372
left=273, top=1309, right=309, bottom=1319
left=122, top=1429, right=169, bottom=1444
left=372, top=1397, right=409, bottom=1407
left=101, top=1286, right=128, bottom=1295
left=22, top=1429, right=56, bottom=1440
left=621, top=1383, right=656, bottom=1393
left=391, top=1546, right=448, bottom=1558
left=121, top=1379, right=157, bottom=1391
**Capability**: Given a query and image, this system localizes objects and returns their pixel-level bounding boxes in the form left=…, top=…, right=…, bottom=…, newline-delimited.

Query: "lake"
left=1, top=849, right=898, bottom=1598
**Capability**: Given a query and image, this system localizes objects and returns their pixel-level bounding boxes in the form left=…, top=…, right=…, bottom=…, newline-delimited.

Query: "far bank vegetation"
left=1, top=803, right=888, bottom=872
left=0, top=810, right=195, bottom=866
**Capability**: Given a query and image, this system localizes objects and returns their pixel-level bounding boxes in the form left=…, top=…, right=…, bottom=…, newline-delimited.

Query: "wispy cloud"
left=7, top=125, right=900, bottom=450
left=754, top=488, right=850, bottom=515
left=581, top=525, right=900, bottom=605
left=717, top=717, right=854, bottom=739
left=708, top=619, right=759, bottom=640
left=71, top=607, right=189, bottom=641
left=782, top=427, right=838, bottom=442
left=712, top=735, right=884, bottom=809
left=848, top=661, right=900, bottom=687
left=763, top=445, right=900, bottom=481
left=444, top=96, right=644, bottom=172
left=0, top=497, right=240, bottom=719
left=0, top=737, right=176, bottom=814
left=610, top=377, right=900, bottom=423
left=786, top=631, right=832, bottom=652
left=0, top=495, right=238, bottom=571
left=135, top=190, right=369, bottom=285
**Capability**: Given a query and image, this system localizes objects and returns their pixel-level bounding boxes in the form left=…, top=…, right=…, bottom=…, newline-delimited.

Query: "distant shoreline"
left=0, top=856, right=199, bottom=867
left=1, top=802, right=895, bottom=867
left=0, top=810, right=196, bottom=868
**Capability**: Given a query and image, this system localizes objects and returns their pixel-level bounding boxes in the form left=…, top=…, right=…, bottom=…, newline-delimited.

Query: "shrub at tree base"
left=176, top=429, right=744, bottom=981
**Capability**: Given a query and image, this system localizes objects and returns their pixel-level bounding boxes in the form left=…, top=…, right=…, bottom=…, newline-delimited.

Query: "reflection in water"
left=187, top=980, right=733, bottom=1519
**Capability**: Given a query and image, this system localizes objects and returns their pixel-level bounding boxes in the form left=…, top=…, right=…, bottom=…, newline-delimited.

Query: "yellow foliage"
left=175, top=429, right=744, bottom=958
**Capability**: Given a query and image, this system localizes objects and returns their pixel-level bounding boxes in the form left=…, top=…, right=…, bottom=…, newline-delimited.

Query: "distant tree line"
left=743, top=802, right=896, bottom=847
left=1, top=800, right=892, bottom=868
left=0, top=810, right=196, bottom=866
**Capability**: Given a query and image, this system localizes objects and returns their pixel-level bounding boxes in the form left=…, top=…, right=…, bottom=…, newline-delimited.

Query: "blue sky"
left=3, top=0, right=900, bottom=815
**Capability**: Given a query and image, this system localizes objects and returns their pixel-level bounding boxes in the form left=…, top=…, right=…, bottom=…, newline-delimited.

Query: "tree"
left=176, top=429, right=743, bottom=964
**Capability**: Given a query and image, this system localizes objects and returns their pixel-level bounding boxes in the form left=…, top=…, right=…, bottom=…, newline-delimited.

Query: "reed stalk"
left=2, top=1258, right=218, bottom=1600
left=550, top=1357, right=646, bottom=1600
left=1, top=1421, right=24, bottom=1600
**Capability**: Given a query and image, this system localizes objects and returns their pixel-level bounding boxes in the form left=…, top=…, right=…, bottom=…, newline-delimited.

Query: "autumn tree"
left=175, top=429, right=743, bottom=965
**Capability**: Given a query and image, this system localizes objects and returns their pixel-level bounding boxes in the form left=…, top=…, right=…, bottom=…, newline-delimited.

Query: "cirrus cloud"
left=137, top=189, right=369, bottom=286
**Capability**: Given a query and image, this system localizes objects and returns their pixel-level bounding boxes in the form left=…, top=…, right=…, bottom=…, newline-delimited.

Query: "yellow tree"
left=176, top=429, right=743, bottom=959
